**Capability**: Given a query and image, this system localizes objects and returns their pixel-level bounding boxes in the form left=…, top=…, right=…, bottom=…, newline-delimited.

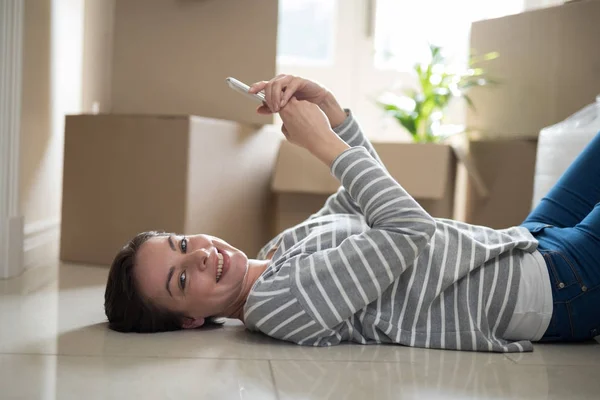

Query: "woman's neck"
left=223, top=259, right=269, bottom=322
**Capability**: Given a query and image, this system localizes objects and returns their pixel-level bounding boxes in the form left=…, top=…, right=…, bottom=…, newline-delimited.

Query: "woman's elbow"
left=410, top=217, right=436, bottom=247
left=422, top=216, right=437, bottom=239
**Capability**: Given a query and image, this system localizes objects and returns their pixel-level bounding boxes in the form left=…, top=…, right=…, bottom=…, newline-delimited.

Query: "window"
left=374, top=0, right=525, bottom=70
left=276, top=0, right=527, bottom=138
left=277, top=0, right=337, bottom=66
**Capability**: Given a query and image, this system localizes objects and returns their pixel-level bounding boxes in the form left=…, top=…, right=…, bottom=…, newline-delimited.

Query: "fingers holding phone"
left=279, top=98, right=349, bottom=166
left=236, top=75, right=347, bottom=129
left=278, top=98, right=332, bottom=150
left=249, top=75, right=329, bottom=113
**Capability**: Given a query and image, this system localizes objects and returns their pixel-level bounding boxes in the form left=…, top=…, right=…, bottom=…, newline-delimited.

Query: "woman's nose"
left=186, top=248, right=211, bottom=271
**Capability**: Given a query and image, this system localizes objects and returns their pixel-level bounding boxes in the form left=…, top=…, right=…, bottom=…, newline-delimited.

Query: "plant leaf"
left=393, top=112, right=417, bottom=137
left=483, top=51, right=500, bottom=61
left=379, top=103, right=400, bottom=112
left=469, top=50, right=500, bottom=66
left=463, top=94, right=476, bottom=111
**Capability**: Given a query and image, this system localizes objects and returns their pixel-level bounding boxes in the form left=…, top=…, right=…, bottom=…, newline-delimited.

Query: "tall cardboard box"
left=61, top=115, right=281, bottom=265
left=458, top=0, right=600, bottom=228
left=467, top=0, right=600, bottom=138
left=107, top=0, right=278, bottom=125
left=270, top=141, right=456, bottom=235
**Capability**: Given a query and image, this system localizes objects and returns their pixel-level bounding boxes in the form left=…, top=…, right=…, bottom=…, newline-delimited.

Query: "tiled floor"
left=2, top=259, right=599, bottom=399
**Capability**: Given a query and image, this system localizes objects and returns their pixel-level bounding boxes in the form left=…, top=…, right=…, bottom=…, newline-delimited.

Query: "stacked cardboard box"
left=61, top=0, right=280, bottom=264
left=61, top=115, right=282, bottom=265
left=271, top=141, right=456, bottom=235
left=459, top=0, right=600, bottom=228
left=109, top=0, right=278, bottom=125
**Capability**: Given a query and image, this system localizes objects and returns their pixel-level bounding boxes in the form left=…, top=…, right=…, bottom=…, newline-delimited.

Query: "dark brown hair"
left=104, top=231, right=186, bottom=333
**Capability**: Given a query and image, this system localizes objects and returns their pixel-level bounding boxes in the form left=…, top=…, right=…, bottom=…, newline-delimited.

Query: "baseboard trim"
left=23, top=219, right=60, bottom=271
left=0, top=216, right=24, bottom=279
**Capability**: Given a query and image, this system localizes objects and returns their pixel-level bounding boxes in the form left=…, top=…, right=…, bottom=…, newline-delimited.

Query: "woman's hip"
left=523, top=224, right=600, bottom=341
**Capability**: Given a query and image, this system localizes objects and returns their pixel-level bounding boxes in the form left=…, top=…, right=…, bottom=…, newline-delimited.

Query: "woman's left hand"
left=279, top=98, right=349, bottom=166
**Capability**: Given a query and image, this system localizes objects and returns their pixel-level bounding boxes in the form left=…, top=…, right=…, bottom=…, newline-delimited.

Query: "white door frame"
left=0, top=0, right=25, bottom=279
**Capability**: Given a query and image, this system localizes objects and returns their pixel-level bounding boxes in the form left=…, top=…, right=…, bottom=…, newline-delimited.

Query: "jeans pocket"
left=535, top=224, right=553, bottom=233
left=523, top=222, right=553, bottom=235
left=541, top=250, right=582, bottom=290
left=564, top=288, right=600, bottom=341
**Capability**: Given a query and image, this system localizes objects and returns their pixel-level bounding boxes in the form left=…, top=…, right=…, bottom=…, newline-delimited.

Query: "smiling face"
left=134, top=234, right=249, bottom=328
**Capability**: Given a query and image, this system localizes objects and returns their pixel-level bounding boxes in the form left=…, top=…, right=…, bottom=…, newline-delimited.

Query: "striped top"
left=244, top=112, right=539, bottom=353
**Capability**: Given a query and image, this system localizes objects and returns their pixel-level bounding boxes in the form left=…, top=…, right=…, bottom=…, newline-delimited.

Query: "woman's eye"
left=179, top=271, right=187, bottom=290
left=180, top=237, right=188, bottom=253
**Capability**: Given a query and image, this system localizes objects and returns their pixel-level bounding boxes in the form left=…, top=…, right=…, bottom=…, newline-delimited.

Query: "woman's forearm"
left=318, top=92, right=348, bottom=129
left=311, top=136, right=351, bottom=168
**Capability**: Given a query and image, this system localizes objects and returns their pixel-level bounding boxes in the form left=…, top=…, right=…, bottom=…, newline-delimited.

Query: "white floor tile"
left=271, top=359, right=600, bottom=400
left=505, top=342, right=600, bottom=366
left=2, top=262, right=600, bottom=400
left=0, top=354, right=277, bottom=400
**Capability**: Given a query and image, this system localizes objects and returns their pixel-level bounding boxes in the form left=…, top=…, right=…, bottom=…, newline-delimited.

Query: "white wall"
left=81, top=0, right=115, bottom=113
left=19, top=0, right=84, bottom=268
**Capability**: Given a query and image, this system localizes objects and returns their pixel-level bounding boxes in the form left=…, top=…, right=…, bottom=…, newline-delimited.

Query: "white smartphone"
left=225, top=77, right=266, bottom=103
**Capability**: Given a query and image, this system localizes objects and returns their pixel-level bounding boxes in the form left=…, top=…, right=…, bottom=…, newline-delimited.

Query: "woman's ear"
left=182, top=317, right=205, bottom=329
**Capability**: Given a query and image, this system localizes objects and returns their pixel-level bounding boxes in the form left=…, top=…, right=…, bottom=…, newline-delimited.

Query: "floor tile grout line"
left=268, top=360, right=281, bottom=400
left=0, top=351, right=419, bottom=363
left=0, top=351, right=543, bottom=365
left=3, top=351, right=599, bottom=368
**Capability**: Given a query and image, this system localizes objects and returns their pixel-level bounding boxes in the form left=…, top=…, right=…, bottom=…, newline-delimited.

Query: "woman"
left=104, top=75, right=600, bottom=353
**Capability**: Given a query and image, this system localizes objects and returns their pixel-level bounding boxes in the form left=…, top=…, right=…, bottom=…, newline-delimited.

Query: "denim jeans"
left=521, top=131, right=600, bottom=341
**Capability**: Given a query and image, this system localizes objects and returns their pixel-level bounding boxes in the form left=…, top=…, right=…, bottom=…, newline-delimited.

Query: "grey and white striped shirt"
left=244, top=112, right=539, bottom=353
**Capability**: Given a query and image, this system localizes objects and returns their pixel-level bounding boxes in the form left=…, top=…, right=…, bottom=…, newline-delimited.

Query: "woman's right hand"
left=249, top=75, right=347, bottom=127
left=249, top=75, right=328, bottom=113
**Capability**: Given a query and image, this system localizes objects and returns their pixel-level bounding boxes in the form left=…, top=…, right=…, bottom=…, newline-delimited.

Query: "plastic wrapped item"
left=532, top=95, right=600, bottom=209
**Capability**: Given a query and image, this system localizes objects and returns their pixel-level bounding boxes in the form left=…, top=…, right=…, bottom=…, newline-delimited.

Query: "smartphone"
left=225, top=77, right=266, bottom=103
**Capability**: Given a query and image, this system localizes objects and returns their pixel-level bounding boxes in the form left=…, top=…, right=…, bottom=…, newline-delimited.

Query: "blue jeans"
left=521, top=131, right=600, bottom=341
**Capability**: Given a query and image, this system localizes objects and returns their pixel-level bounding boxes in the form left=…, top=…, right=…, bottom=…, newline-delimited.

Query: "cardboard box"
left=467, top=0, right=600, bottom=137
left=456, top=0, right=599, bottom=228
left=61, top=114, right=282, bottom=265
left=460, top=139, right=538, bottom=229
left=271, top=141, right=456, bottom=234
left=109, top=0, right=278, bottom=125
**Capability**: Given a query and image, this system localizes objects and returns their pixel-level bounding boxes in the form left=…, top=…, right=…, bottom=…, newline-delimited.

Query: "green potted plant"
left=367, top=45, right=499, bottom=219
left=377, top=44, right=499, bottom=143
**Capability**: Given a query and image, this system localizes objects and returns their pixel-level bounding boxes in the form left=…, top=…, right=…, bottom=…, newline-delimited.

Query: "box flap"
left=271, top=141, right=455, bottom=199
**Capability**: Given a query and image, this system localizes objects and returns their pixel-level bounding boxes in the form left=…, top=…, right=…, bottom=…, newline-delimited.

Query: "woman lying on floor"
left=104, top=75, right=600, bottom=353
